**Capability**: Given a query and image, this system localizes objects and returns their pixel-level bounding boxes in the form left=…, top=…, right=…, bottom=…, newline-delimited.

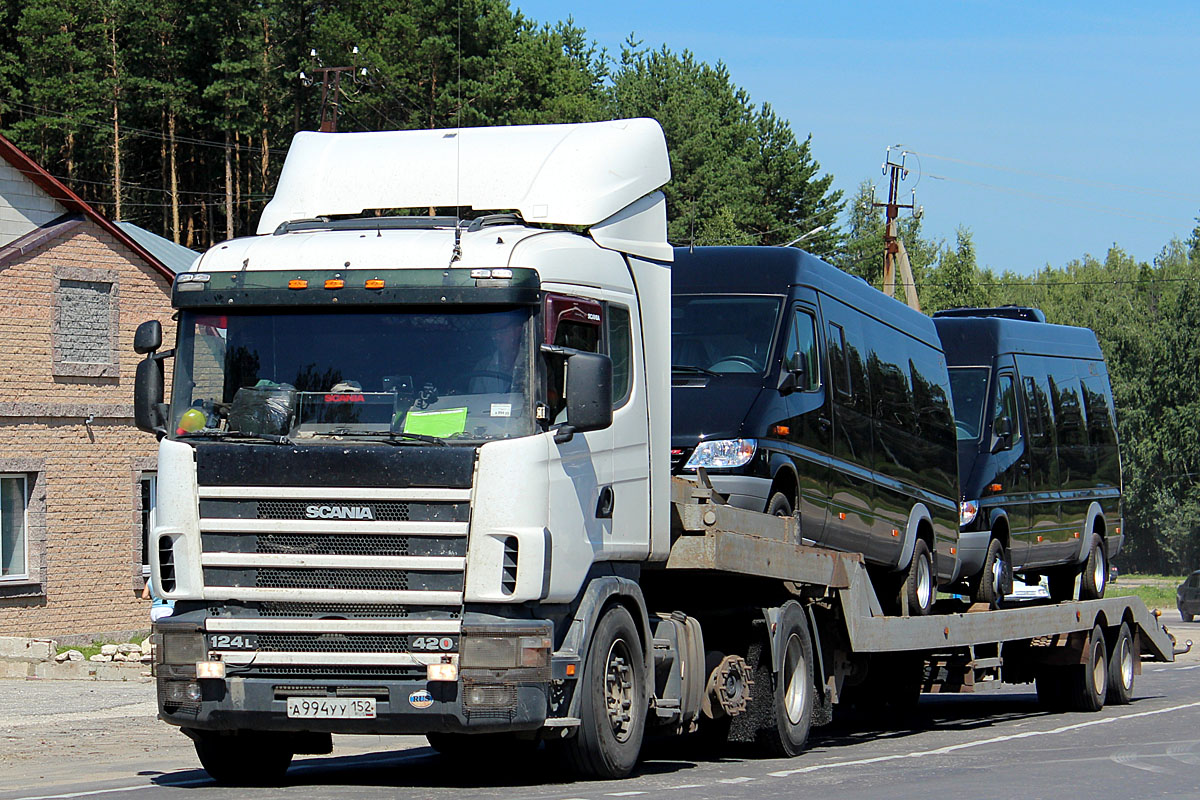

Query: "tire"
left=1047, top=567, right=1077, bottom=602
left=766, top=492, right=793, bottom=517
left=190, top=729, right=294, bottom=786
left=1106, top=623, right=1135, bottom=706
left=1066, top=624, right=1108, bottom=712
left=1079, top=535, right=1107, bottom=600
left=971, top=538, right=1008, bottom=606
left=558, top=605, right=646, bottom=779
left=1182, top=608, right=1195, bottom=623
left=757, top=603, right=815, bottom=757
left=901, top=539, right=936, bottom=616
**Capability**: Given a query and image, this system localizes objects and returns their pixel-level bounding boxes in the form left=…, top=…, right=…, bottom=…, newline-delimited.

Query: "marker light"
left=324, top=279, right=344, bottom=289
left=684, top=439, right=757, bottom=469
left=288, top=279, right=308, bottom=289
left=959, top=499, right=980, bottom=528
left=365, top=279, right=385, bottom=289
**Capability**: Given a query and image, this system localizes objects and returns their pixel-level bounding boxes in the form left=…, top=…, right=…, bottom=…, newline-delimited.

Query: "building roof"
left=0, top=133, right=175, bottom=280
left=115, top=221, right=199, bottom=274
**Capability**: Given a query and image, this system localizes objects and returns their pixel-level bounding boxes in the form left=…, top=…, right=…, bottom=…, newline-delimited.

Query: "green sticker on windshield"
left=402, top=407, right=468, bottom=438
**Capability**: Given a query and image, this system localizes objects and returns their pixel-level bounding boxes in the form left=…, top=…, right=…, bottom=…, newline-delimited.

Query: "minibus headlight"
left=959, top=500, right=980, bottom=528
left=684, top=439, right=757, bottom=469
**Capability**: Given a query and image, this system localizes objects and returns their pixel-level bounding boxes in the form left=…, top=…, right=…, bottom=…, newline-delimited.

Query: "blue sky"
left=514, top=1, right=1200, bottom=274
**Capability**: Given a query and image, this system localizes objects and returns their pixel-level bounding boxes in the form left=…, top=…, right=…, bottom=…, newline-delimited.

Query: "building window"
left=1, top=474, right=28, bottom=580
left=139, top=473, right=157, bottom=577
left=53, top=267, right=120, bottom=378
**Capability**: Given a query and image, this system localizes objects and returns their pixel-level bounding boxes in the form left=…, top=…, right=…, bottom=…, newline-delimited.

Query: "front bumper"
left=156, top=672, right=550, bottom=734
left=689, top=474, right=771, bottom=513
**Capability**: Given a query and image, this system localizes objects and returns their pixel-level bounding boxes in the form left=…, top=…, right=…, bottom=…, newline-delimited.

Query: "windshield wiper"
left=307, top=430, right=449, bottom=447
left=179, top=430, right=294, bottom=445
left=672, top=364, right=717, bottom=376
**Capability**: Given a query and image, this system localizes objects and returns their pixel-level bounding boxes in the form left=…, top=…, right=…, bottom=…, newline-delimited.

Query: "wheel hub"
left=604, top=641, right=635, bottom=742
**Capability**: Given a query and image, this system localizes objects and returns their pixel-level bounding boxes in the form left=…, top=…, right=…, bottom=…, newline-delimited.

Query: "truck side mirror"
left=134, top=357, right=167, bottom=437
left=134, top=320, right=162, bottom=355
left=541, top=345, right=612, bottom=443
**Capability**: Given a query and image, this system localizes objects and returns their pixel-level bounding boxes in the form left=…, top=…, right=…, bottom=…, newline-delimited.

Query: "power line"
left=910, top=149, right=1200, bottom=204
left=927, top=173, right=1193, bottom=226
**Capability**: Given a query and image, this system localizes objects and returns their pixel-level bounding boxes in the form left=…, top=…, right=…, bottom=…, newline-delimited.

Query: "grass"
left=54, top=639, right=142, bottom=659
left=1107, top=573, right=1185, bottom=611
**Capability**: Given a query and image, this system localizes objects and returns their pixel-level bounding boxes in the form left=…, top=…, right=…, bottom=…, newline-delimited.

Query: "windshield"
left=170, top=307, right=534, bottom=442
left=671, top=295, right=782, bottom=374
left=948, top=367, right=991, bottom=441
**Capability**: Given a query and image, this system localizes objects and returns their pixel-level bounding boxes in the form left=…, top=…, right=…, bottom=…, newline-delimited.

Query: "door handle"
left=595, top=486, right=614, bottom=519
left=1018, top=462, right=1031, bottom=473
left=818, top=416, right=832, bottom=431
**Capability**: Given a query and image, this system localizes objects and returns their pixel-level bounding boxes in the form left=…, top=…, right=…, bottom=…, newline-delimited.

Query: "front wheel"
left=901, top=539, right=936, bottom=616
left=188, top=729, right=294, bottom=786
left=766, top=492, right=793, bottom=518
left=1079, top=535, right=1107, bottom=600
left=557, top=605, right=647, bottom=779
left=1182, top=608, right=1195, bottom=623
left=971, top=538, right=1009, bottom=606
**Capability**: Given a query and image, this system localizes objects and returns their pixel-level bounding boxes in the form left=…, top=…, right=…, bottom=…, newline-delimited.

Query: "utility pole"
left=300, top=48, right=366, bottom=132
left=872, top=147, right=922, bottom=311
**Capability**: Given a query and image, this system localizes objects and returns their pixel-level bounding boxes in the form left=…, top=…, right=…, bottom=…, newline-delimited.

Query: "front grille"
left=256, top=568, right=412, bottom=591
left=258, top=534, right=411, bottom=556
left=256, top=602, right=459, bottom=619
left=240, top=665, right=426, bottom=679
left=256, top=633, right=418, bottom=653
left=258, top=500, right=413, bottom=521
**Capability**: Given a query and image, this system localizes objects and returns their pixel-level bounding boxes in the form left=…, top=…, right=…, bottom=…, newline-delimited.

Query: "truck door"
left=543, top=295, right=617, bottom=558
left=781, top=295, right=831, bottom=544
left=989, top=369, right=1032, bottom=562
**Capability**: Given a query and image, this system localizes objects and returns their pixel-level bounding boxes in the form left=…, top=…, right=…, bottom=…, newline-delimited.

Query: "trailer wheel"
left=189, top=729, right=293, bottom=786
left=971, top=538, right=1008, bottom=607
left=901, top=539, right=935, bottom=616
left=1106, top=622, right=1135, bottom=705
left=558, top=605, right=646, bottom=779
left=759, top=603, right=815, bottom=757
left=1079, top=536, right=1107, bottom=600
left=1034, top=669, right=1065, bottom=710
left=1066, top=624, right=1108, bottom=712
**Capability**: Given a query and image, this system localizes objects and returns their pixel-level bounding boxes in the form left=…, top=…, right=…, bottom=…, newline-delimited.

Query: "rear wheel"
left=1066, top=624, right=1108, bottom=712
left=971, top=538, right=1009, bottom=606
left=1106, top=622, right=1135, bottom=705
left=1079, top=536, right=1107, bottom=600
left=189, top=729, right=294, bottom=786
left=757, top=603, right=815, bottom=757
left=1182, top=608, right=1195, bottom=623
left=557, top=605, right=646, bottom=779
left=901, top=539, right=935, bottom=616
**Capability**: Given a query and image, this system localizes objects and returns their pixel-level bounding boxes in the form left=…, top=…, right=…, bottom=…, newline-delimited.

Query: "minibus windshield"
left=949, top=367, right=991, bottom=441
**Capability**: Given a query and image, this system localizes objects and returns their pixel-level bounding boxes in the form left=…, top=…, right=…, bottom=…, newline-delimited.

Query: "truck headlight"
left=460, top=625, right=552, bottom=670
left=684, top=439, right=757, bottom=469
left=960, top=500, right=980, bottom=528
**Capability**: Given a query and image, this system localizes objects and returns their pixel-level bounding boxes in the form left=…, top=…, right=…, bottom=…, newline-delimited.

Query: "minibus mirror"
left=778, top=352, right=806, bottom=394
left=991, top=416, right=1013, bottom=453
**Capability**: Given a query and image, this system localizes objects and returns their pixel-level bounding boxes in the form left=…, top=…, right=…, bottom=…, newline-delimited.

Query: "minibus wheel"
left=902, top=539, right=935, bottom=616
left=971, top=538, right=1009, bottom=606
left=1079, top=535, right=1107, bottom=600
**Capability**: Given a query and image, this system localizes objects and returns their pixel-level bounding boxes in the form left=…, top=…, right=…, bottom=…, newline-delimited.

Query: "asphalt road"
left=2, top=618, right=1198, bottom=800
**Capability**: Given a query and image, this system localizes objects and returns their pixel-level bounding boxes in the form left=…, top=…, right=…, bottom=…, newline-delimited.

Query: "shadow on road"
left=149, top=691, right=1165, bottom=790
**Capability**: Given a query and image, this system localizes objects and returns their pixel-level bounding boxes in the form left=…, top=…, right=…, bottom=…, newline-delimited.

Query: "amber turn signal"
left=288, top=279, right=308, bottom=289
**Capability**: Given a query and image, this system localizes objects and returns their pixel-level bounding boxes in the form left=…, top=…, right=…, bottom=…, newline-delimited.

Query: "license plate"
left=286, top=697, right=377, bottom=719
left=207, top=633, right=259, bottom=650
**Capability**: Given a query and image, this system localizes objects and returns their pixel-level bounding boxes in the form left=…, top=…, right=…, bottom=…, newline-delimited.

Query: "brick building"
left=0, top=134, right=186, bottom=641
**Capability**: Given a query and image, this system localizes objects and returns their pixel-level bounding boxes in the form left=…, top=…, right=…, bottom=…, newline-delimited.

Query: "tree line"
left=1, top=0, right=1196, bottom=572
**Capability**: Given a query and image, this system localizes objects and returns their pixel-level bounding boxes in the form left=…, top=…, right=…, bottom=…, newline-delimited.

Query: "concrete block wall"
left=0, top=219, right=175, bottom=638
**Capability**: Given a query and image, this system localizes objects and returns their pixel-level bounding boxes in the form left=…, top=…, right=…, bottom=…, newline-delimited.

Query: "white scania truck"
left=133, top=119, right=1183, bottom=785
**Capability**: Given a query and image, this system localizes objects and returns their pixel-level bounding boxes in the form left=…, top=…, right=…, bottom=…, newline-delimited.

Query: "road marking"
left=1110, top=751, right=1173, bottom=774
left=718, top=777, right=754, bottom=784
left=5, top=748, right=431, bottom=800
left=665, top=785, right=705, bottom=790
left=606, top=792, right=647, bottom=797
left=767, top=700, right=1200, bottom=778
